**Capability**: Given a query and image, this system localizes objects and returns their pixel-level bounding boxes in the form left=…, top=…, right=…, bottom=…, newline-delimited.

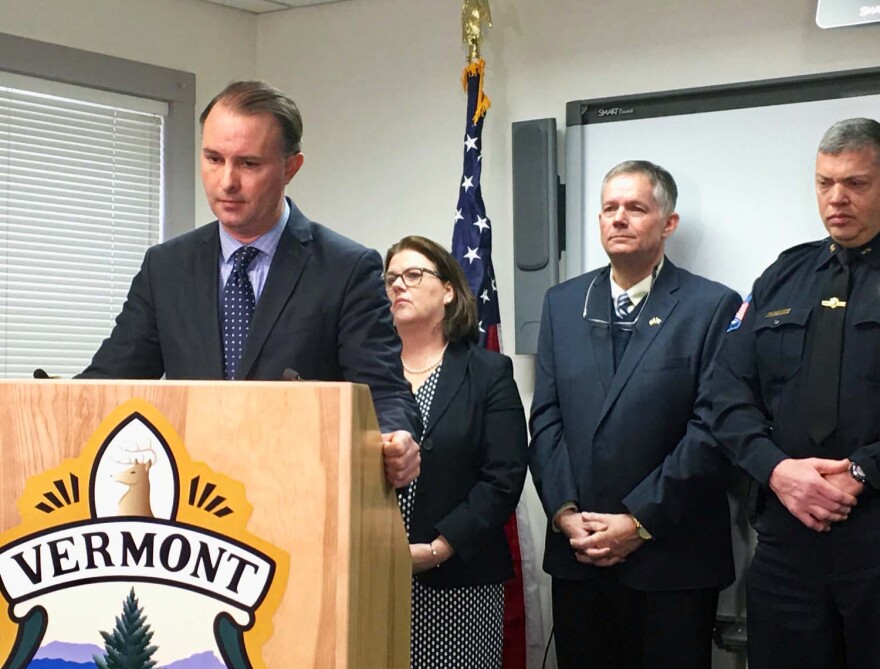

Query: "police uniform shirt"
left=712, top=235, right=880, bottom=490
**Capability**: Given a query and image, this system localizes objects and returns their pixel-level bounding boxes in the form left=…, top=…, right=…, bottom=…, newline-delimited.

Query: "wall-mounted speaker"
left=512, top=118, right=563, bottom=354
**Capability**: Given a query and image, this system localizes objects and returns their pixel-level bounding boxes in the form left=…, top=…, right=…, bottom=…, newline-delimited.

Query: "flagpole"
left=453, top=4, right=529, bottom=667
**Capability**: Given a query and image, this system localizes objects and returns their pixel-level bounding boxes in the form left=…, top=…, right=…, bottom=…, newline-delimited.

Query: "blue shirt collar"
left=219, top=198, right=289, bottom=263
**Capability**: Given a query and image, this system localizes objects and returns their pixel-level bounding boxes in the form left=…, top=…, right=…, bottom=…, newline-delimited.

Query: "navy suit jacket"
left=529, top=259, right=738, bottom=590
left=409, top=341, right=528, bottom=589
left=80, top=198, right=420, bottom=435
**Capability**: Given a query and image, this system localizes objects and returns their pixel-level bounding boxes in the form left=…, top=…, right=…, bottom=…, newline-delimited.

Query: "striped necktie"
left=615, top=292, right=633, bottom=319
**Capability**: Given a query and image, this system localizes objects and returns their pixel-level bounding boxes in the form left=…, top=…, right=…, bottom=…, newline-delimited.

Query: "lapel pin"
left=649, top=317, right=662, bottom=326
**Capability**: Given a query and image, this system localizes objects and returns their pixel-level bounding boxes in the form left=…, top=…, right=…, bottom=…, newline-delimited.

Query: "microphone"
left=282, top=368, right=303, bottom=381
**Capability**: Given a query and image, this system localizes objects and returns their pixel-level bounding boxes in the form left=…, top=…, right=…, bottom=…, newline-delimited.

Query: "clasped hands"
left=556, top=509, right=646, bottom=567
left=769, top=457, right=864, bottom=532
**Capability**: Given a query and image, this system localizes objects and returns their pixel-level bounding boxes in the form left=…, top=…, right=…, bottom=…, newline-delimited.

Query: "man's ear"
left=284, top=152, right=305, bottom=184
left=661, top=212, right=680, bottom=239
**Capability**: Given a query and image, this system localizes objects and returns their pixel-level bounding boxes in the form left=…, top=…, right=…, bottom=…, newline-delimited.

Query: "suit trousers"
left=552, top=572, right=718, bottom=669
left=746, top=495, right=880, bottom=669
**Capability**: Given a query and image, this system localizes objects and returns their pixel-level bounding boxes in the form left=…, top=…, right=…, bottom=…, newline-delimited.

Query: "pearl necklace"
left=402, top=342, right=449, bottom=375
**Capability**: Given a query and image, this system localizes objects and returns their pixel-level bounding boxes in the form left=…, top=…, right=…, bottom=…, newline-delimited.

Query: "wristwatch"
left=850, top=460, right=868, bottom=485
left=631, top=515, right=653, bottom=541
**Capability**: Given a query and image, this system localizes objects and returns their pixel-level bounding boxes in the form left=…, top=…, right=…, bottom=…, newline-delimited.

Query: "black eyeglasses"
left=383, top=267, right=444, bottom=291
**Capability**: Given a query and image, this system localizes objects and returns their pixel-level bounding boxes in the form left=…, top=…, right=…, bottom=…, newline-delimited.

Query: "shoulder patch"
left=727, top=294, right=752, bottom=332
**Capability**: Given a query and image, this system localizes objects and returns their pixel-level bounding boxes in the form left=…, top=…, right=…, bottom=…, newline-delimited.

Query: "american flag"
left=452, top=59, right=526, bottom=669
left=452, top=60, right=501, bottom=352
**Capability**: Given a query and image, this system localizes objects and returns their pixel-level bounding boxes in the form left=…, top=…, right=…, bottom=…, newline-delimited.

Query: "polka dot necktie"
left=222, top=246, right=260, bottom=380
left=615, top=292, right=633, bottom=318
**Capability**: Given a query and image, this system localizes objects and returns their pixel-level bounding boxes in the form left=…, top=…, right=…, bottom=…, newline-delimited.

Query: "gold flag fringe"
left=461, top=59, right=491, bottom=125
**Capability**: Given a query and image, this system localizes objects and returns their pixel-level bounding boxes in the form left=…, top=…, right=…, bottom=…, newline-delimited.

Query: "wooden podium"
left=0, top=380, right=411, bottom=669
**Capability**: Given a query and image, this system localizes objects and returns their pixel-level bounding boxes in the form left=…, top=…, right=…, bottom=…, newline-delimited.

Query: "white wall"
left=4, top=1, right=880, bottom=666
left=0, top=0, right=257, bottom=225
left=254, top=3, right=880, bottom=666
left=255, top=0, right=880, bottom=351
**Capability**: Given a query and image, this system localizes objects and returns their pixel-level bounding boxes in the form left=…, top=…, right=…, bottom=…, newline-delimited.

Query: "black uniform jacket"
left=711, top=237, right=880, bottom=507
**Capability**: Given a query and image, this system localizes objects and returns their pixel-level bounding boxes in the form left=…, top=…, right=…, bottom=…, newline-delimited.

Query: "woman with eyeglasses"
left=383, top=235, right=528, bottom=669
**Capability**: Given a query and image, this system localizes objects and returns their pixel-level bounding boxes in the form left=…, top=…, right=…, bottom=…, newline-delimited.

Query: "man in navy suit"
left=80, top=81, right=420, bottom=488
left=529, top=161, right=739, bottom=669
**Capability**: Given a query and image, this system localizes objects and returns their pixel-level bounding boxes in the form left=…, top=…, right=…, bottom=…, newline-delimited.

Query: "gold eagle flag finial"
left=462, top=0, right=492, bottom=63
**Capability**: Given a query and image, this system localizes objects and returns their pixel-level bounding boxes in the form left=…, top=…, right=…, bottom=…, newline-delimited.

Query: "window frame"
left=0, top=31, right=195, bottom=241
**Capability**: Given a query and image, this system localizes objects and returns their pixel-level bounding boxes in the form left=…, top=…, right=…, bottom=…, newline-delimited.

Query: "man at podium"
left=79, top=80, right=421, bottom=488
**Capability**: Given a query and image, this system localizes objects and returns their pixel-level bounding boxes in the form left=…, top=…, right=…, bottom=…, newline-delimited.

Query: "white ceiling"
left=195, top=0, right=351, bottom=14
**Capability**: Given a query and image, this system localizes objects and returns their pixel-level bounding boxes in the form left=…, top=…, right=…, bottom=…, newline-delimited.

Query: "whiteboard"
left=565, top=72, right=880, bottom=297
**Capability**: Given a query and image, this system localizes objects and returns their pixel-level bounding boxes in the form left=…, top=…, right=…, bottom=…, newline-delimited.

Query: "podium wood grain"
left=0, top=380, right=411, bottom=668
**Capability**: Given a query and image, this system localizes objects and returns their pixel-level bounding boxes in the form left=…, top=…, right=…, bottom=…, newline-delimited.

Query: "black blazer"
left=80, top=198, right=420, bottom=435
left=530, top=260, right=739, bottom=590
left=410, top=341, right=528, bottom=589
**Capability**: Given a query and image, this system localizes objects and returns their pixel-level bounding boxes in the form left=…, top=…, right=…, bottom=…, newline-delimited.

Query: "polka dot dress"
left=397, top=363, right=505, bottom=669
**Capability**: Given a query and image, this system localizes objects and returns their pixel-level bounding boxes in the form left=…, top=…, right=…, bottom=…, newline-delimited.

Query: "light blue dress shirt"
left=218, top=198, right=289, bottom=304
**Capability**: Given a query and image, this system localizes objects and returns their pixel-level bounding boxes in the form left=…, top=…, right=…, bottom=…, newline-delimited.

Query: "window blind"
left=0, top=75, right=166, bottom=378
